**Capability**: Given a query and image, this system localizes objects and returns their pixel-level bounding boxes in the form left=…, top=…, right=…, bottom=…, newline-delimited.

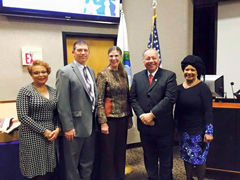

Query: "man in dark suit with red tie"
left=129, top=48, right=178, bottom=180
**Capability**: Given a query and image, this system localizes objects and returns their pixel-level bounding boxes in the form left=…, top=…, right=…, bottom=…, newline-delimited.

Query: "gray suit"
left=56, top=61, right=98, bottom=180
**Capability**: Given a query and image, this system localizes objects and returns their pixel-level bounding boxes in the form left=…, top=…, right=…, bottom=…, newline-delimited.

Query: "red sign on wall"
left=25, top=53, right=33, bottom=65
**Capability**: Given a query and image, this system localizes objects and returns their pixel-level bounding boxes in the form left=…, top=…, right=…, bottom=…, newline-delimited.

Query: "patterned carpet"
left=125, top=146, right=215, bottom=180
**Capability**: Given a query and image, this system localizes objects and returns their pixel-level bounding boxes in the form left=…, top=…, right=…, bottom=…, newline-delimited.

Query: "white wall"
left=124, top=0, right=193, bottom=144
left=217, top=1, right=240, bottom=98
left=0, top=0, right=193, bottom=101
left=124, top=0, right=193, bottom=81
left=0, top=17, right=118, bottom=100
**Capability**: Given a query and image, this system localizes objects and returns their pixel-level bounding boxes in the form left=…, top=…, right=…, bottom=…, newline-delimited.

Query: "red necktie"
left=149, top=74, right=153, bottom=85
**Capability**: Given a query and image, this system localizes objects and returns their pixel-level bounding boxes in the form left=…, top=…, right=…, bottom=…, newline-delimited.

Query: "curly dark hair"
left=27, top=60, right=51, bottom=75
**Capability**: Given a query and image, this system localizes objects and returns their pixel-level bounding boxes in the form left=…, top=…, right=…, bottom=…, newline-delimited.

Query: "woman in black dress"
left=16, top=60, right=60, bottom=179
left=175, top=55, right=214, bottom=180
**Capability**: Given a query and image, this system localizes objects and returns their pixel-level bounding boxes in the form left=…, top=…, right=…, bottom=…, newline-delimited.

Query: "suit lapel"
left=147, top=68, right=161, bottom=93
left=142, top=70, right=150, bottom=90
left=70, top=62, right=89, bottom=95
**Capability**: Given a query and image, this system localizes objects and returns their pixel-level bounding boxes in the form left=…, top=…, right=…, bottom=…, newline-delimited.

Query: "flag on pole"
left=117, top=4, right=132, bottom=87
left=147, top=3, right=162, bottom=67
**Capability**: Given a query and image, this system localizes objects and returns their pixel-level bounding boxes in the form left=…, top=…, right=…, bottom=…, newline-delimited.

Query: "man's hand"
left=148, top=121, right=155, bottom=126
left=101, top=123, right=109, bottom=134
left=65, top=129, right=76, bottom=142
left=140, top=113, right=155, bottom=126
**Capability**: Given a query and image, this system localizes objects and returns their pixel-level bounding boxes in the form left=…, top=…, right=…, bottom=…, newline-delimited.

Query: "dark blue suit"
left=130, top=67, right=177, bottom=180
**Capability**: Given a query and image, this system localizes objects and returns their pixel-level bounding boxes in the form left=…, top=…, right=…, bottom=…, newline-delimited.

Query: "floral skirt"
left=179, top=132, right=210, bottom=165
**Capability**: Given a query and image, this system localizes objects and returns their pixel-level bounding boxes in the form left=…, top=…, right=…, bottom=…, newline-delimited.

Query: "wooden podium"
left=206, top=101, right=240, bottom=175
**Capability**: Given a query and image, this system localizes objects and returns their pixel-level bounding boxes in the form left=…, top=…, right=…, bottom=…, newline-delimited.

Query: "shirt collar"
left=74, top=60, right=86, bottom=70
left=147, top=68, right=158, bottom=77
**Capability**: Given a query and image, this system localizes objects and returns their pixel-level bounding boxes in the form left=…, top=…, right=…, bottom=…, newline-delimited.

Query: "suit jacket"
left=56, top=62, right=98, bottom=138
left=129, top=68, right=178, bottom=136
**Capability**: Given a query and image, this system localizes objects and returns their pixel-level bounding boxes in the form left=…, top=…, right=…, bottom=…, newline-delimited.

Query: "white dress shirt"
left=74, top=60, right=96, bottom=106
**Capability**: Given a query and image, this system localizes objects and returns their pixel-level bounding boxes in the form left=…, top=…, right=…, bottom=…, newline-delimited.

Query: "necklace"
left=184, top=78, right=198, bottom=89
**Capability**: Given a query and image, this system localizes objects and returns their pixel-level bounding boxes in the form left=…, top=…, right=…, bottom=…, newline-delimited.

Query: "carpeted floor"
left=125, top=146, right=215, bottom=180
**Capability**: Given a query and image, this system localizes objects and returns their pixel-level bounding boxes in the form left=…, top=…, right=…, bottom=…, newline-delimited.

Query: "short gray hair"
left=142, top=48, right=159, bottom=59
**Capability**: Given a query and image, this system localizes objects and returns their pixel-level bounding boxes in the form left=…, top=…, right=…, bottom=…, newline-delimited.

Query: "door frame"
left=62, top=32, right=117, bottom=65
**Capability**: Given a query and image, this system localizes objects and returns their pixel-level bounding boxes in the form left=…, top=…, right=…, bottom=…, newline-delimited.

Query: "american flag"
left=147, top=15, right=162, bottom=66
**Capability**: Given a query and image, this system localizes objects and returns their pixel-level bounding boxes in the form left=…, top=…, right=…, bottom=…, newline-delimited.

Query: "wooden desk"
left=207, top=102, right=240, bottom=174
left=213, top=102, right=240, bottom=109
left=0, top=131, right=19, bottom=143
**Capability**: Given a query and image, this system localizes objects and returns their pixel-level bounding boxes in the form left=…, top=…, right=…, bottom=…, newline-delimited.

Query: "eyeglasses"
left=32, top=71, right=48, bottom=76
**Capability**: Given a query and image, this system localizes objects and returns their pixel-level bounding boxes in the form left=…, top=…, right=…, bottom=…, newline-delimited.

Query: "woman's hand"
left=48, top=127, right=60, bottom=141
left=128, top=117, right=133, bottom=129
left=101, top=123, right=109, bottom=134
left=44, top=129, right=52, bottom=139
left=203, top=134, right=213, bottom=143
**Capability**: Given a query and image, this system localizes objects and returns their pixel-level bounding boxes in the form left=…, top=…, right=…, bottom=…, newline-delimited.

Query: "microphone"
left=224, top=92, right=227, bottom=98
left=230, top=82, right=235, bottom=99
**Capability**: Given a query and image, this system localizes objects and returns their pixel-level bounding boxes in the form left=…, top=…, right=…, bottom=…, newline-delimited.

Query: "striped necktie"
left=83, top=67, right=95, bottom=111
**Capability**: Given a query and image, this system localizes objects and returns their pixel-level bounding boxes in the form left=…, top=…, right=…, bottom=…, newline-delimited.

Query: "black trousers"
left=100, top=117, right=128, bottom=180
left=140, top=132, right=174, bottom=180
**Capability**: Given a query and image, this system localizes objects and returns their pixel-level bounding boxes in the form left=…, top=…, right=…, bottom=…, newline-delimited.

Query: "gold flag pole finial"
left=152, top=0, right=157, bottom=15
left=150, top=0, right=157, bottom=48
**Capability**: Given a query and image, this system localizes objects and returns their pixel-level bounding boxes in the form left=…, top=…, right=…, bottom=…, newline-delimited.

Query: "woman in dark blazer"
left=97, top=46, right=132, bottom=180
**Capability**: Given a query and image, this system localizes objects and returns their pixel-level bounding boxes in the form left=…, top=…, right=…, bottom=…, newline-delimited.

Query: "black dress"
left=16, top=84, right=59, bottom=178
left=175, top=82, right=213, bottom=165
